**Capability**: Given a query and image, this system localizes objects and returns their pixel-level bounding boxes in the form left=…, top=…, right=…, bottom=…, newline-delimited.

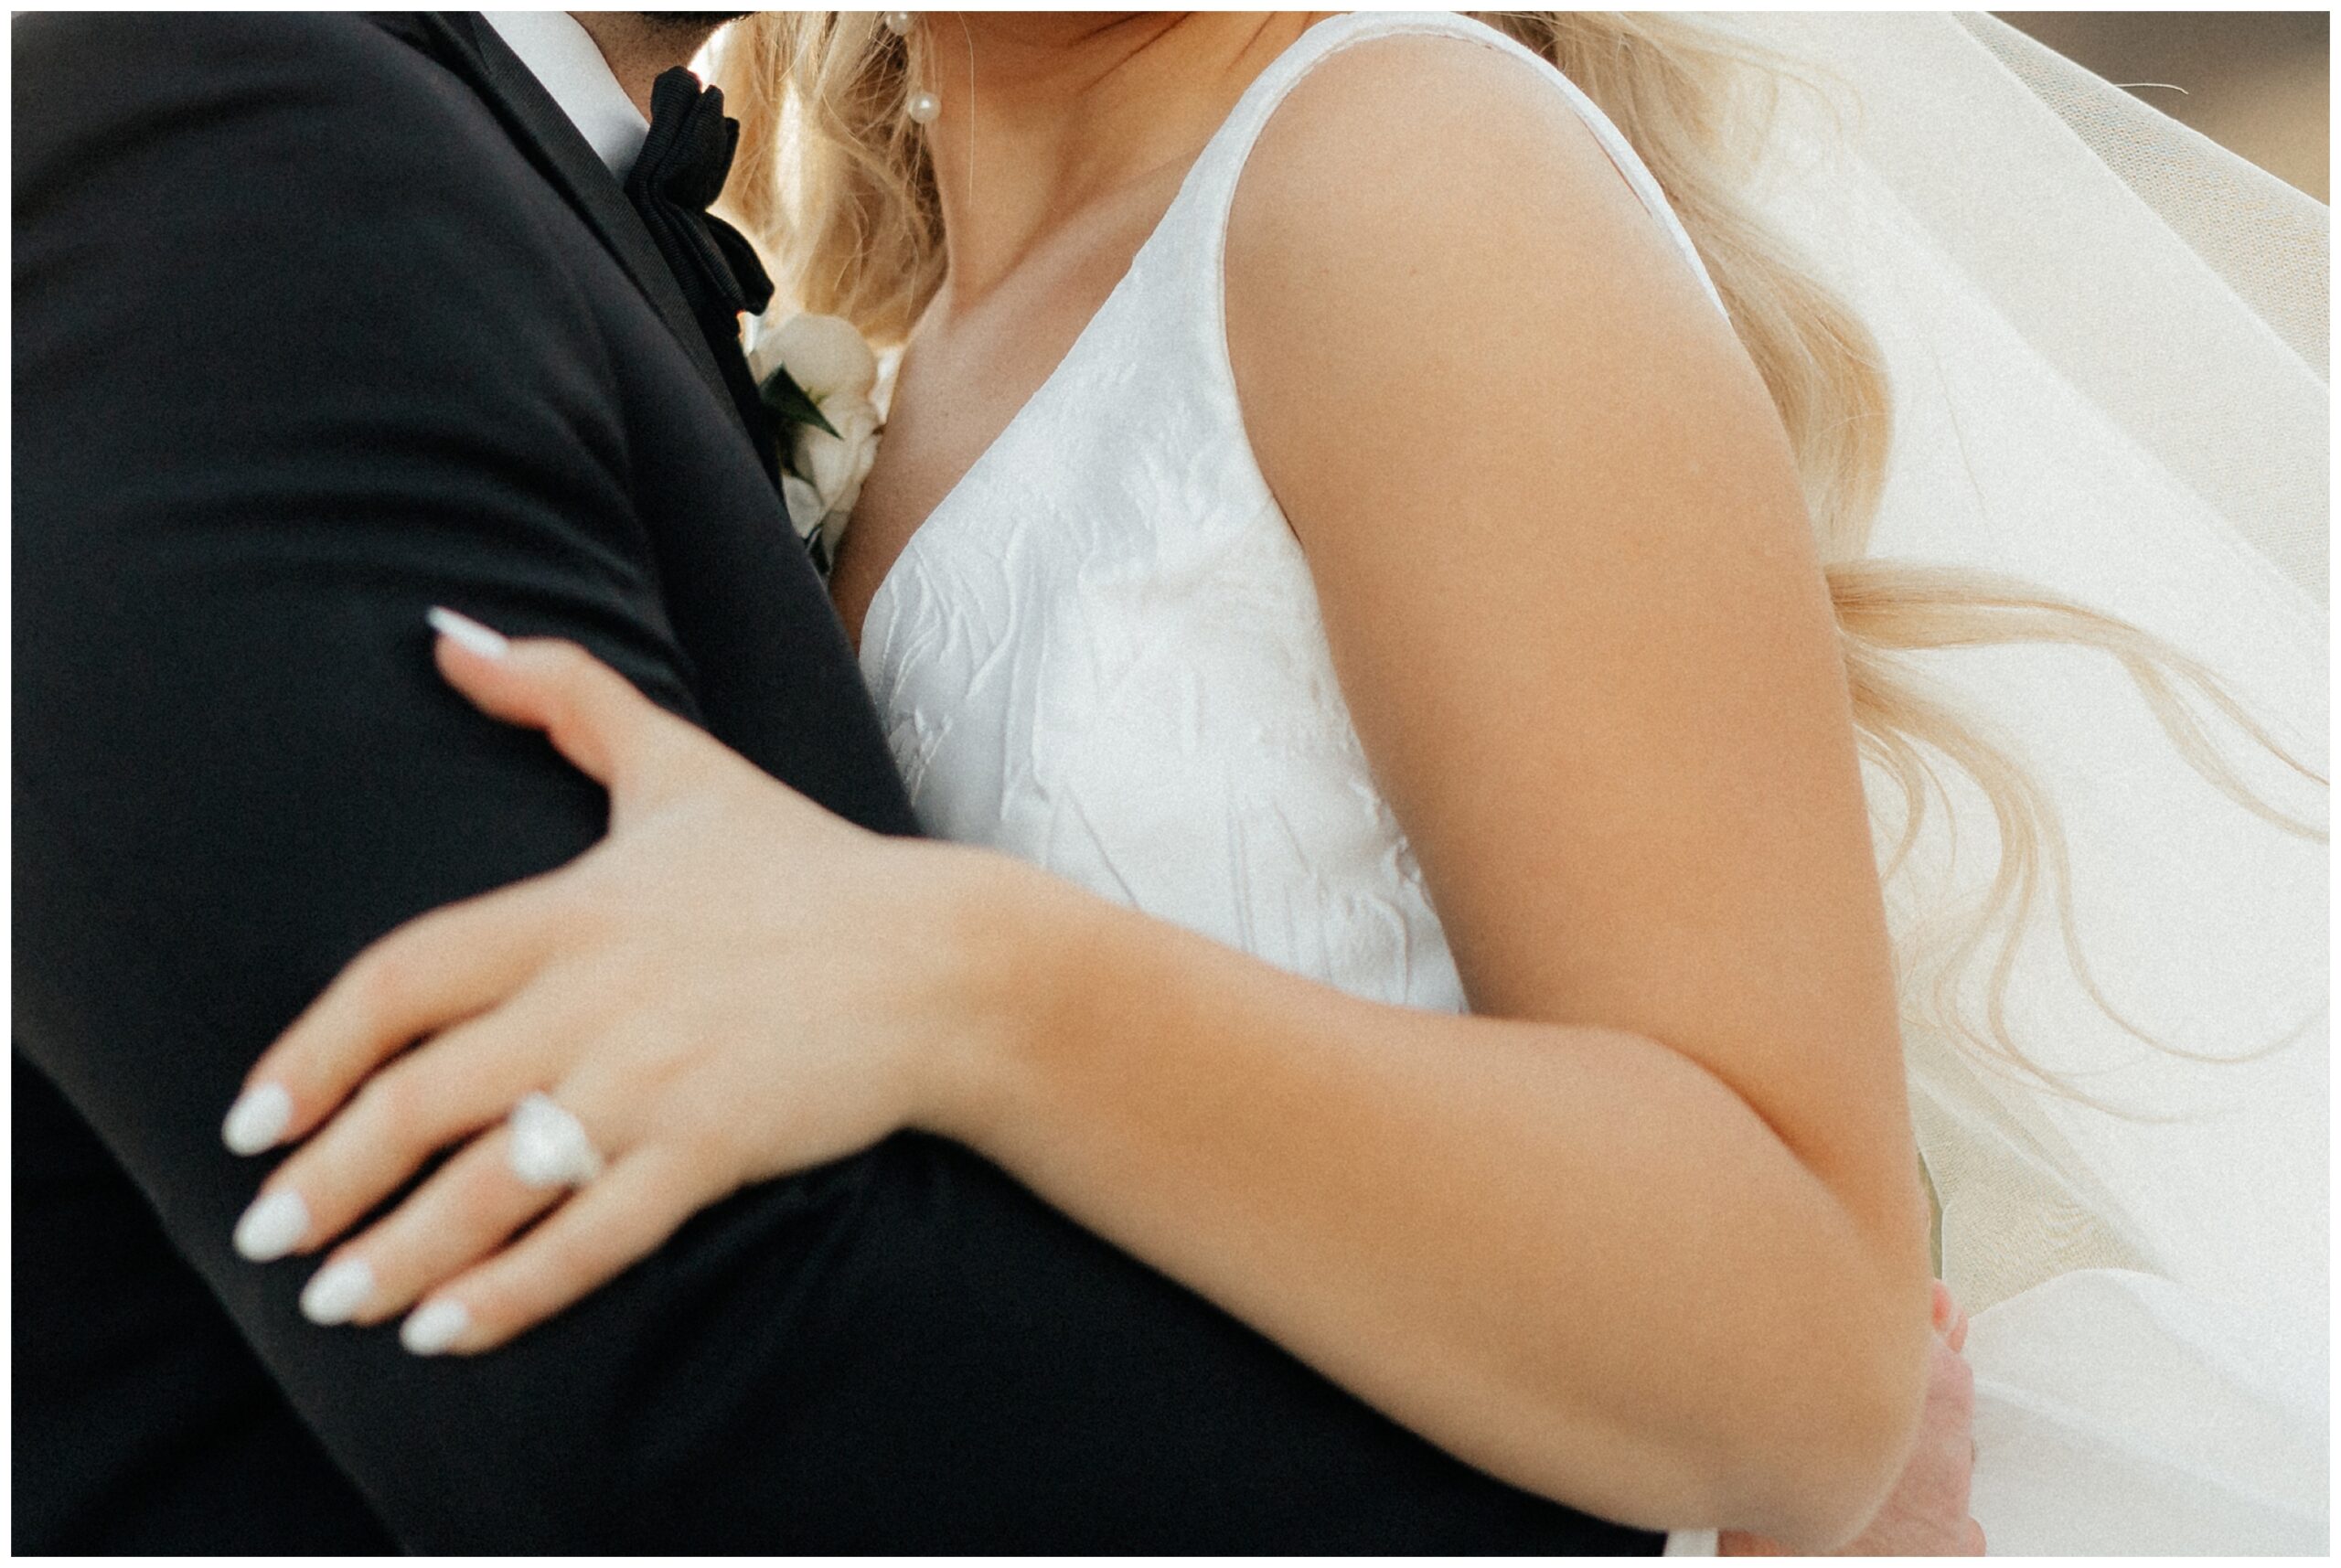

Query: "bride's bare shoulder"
left=1223, top=26, right=1766, bottom=554
left=1224, top=28, right=1703, bottom=325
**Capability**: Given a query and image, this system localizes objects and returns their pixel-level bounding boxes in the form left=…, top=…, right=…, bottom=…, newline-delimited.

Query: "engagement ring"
left=507, top=1092, right=604, bottom=1189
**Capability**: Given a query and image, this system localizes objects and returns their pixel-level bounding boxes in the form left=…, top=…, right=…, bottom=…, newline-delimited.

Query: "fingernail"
left=232, top=1189, right=310, bottom=1262
left=221, top=1082, right=293, bottom=1155
left=401, top=1297, right=470, bottom=1356
left=300, top=1258, right=375, bottom=1326
left=426, top=606, right=509, bottom=659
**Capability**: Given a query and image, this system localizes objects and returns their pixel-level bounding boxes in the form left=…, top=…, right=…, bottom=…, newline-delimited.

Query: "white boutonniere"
left=749, top=312, right=882, bottom=577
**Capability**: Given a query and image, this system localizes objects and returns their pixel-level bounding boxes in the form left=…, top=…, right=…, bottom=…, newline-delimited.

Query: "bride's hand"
left=1720, top=1283, right=1983, bottom=1556
left=222, top=612, right=1036, bottom=1353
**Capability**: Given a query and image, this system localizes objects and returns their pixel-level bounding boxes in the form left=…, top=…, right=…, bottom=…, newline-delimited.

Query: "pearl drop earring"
left=885, top=13, right=936, bottom=124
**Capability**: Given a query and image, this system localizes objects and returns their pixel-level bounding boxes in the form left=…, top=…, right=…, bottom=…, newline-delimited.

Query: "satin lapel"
left=370, top=13, right=742, bottom=430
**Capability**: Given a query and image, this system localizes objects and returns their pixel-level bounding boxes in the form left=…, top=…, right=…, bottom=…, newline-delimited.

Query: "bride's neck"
left=922, top=12, right=1326, bottom=309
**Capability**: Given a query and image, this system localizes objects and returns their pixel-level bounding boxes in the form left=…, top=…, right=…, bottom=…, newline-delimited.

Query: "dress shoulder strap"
left=1156, top=10, right=1726, bottom=318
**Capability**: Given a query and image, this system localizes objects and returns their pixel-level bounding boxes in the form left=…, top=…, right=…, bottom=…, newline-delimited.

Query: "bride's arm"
left=1201, top=37, right=1929, bottom=1536
left=978, top=40, right=1936, bottom=1536
left=263, top=618, right=1926, bottom=1549
left=995, top=39, right=1933, bottom=1540
left=231, top=39, right=1928, bottom=1551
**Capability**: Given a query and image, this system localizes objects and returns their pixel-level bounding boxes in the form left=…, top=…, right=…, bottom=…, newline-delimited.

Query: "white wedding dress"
left=852, top=11, right=2326, bottom=1554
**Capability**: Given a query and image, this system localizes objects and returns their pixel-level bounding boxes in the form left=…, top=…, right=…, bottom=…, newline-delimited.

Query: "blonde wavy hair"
left=713, top=12, right=2325, bottom=1092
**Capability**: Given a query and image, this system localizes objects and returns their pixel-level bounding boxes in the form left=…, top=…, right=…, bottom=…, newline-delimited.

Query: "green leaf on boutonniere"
left=758, top=363, right=839, bottom=440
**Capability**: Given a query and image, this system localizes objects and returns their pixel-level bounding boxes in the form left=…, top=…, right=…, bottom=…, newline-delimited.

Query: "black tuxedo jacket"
left=13, top=12, right=1655, bottom=1553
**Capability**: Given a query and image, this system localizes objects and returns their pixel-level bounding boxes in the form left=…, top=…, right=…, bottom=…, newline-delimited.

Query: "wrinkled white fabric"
left=859, top=9, right=2326, bottom=1553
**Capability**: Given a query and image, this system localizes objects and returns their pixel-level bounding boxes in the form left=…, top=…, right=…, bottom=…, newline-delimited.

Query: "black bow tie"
left=625, top=67, right=780, bottom=482
left=626, top=67, right=775, bottom=325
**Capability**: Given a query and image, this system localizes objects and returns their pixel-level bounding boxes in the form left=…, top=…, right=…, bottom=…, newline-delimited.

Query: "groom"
left=16, top=12, right=1662, bottom=1551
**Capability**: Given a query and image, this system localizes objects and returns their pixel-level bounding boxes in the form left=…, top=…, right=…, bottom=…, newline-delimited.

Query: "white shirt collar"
left=482, top=11, right=648, bottom=181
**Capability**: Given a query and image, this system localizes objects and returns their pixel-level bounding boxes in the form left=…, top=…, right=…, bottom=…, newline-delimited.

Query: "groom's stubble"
left=571, top=12, right=754, bottom=116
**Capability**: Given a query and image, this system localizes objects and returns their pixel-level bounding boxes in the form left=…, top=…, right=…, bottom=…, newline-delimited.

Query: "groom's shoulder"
left=18, top=11, right=439, bottom=101
left=13, top=9, right=587, bottom=308
left=15, top=12, right=500, bottom=184
left=16, top=11, right=601, bottom=397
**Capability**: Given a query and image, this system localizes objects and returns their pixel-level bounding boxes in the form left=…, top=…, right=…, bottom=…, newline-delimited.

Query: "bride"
left=219, top=11, right=2325, bottom=1552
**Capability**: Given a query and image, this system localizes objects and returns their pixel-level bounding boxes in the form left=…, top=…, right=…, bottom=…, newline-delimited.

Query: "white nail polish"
left=401, top=1298, right=470, bottom=1356
left=221, top=1082, right=293, bottom=1155
left=232, top=1189, right=310, bottom=1262
left=425, top=606, right=510, bottom=659
left=300, top=1258, right=375, bottom=1326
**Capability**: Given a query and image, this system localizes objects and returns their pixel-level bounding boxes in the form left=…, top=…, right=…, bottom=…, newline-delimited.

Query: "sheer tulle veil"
left=1727, top=13, right=2325, bottom=1551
